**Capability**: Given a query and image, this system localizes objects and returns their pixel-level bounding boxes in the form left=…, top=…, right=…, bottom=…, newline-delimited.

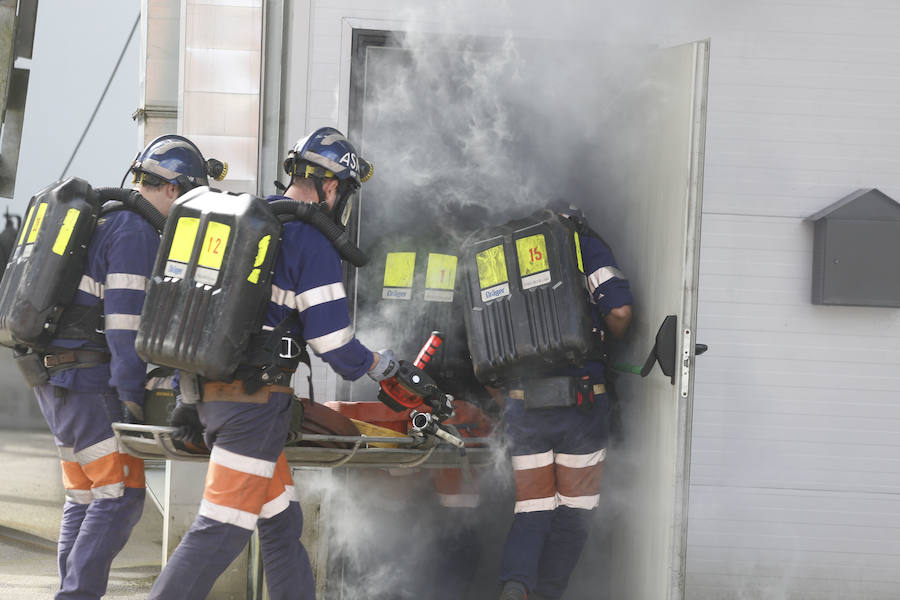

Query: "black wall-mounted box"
left=807, top=188, right=900, bottom=307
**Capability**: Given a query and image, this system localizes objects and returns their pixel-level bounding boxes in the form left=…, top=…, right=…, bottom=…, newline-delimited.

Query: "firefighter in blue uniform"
left=32, top=135, right=216, bottom=600
left=498, top=203, right=633, bottom=600
left=149, top=127, right=398, bottom=600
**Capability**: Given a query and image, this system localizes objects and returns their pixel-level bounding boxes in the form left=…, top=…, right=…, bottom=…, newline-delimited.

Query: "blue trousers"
left=499, top=396, right=609, bottom=599
left=35, top=384, right=145, bottom=600
left=148, top=391, right=314, bottom=600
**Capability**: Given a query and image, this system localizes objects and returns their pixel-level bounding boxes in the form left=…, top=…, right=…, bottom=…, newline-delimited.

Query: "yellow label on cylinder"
left=247, top=234, right=272, bottom=284
left=197, top=221, right=231, bottom=270
left=17, top=204, right=36, bottom=246
left=52, top=209, right=81, bottom=255
left=383, top=252, right=416, bottom=288
left=425, top=253, right=457, bottom=290
left=26, top=203, right=48, bottom=244
left=574, top=232, right=584, bottom=273
left=168, top=217, right=200, bottom=263
left=476, top=244, right=508, bottom=289
left=515, top=234, right=549, bottom=276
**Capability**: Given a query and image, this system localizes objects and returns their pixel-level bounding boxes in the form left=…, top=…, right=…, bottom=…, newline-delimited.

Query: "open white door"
left=344, top=33, right=709, bottom=598
left=584, top=40, right=708, bottom=600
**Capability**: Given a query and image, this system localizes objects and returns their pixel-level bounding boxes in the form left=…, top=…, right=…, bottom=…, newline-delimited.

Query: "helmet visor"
left=339, top=196, right=354, bottom=228
left=131, top=170, right=168, bottom=187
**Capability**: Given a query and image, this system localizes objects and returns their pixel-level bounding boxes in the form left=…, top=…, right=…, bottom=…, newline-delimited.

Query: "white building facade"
left=137, top=1, right=900, bottom=598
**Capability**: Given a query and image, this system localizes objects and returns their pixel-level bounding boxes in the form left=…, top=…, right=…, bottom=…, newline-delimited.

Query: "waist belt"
left=203, top=380, right=294, bottom=404
left=43, top=350, right=111, bottom=369
left=508, top=383, right=605, bottom=400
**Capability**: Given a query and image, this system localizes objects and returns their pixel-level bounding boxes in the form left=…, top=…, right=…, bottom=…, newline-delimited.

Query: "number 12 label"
left=195, top=221, right=231, bottom=285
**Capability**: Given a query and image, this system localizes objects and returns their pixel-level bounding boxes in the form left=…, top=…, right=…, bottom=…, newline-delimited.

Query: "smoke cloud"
left=323, top=1, right=737, bottom=598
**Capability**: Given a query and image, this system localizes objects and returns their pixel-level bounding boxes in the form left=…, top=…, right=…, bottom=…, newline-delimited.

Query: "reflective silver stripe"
left=259, top=490, right=292, bottom=519
left=92, top=482, right=126, bottom=499
left=271, top=285, right=297, bottom=310
left=557, top=492, right=600, bottom=510
left=304, top=149, right=346, bottom=174
left=145, top=375, right=176, bottom=390
left=307, top=325, right=355, bottom=354
left=140, top=157, right=183, bottom=182
left=511, top=450, right=554, bottom=471
left=105, top=314, right=141, bottom=331
left=65, top=489, right=93, bottom=504
left=75, top=437, right=119, bottom=465
left=210, top=446, right=276, bottom=478
left=295, top=283, right=346, bottom=313
left=587, top=266, right=625, bottom=295
left=438, top=493, right=480, bottom=508
left=78, top=275, right=104, bottom=299
left=199, top=498, right=258, bottom=530
left=555, top=449, right=606, bottom=469
left=58, top=446, right=77, bottom=462
left=106, top=273, right=148, bottom=291
left=514, top=496, right=558, bottom=513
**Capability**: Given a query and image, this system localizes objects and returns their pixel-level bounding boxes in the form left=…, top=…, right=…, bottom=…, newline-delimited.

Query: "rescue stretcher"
left=112, top=423, right=497, bottom=469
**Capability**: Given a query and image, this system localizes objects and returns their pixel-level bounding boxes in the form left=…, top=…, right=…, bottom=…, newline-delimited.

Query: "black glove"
left=121, top=400, right=145, bottom=425
left=168, top=400, right=204, bottom=446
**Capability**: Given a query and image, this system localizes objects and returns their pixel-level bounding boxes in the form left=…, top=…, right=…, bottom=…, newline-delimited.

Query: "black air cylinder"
left=136, top=187, right=282, bottom=380
left=460, top=209, right=594, bottom=386
left=0, top=177, right=100, bottom=350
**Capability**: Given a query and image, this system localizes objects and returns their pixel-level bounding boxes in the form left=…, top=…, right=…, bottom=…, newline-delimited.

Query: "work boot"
left=499, top=580, right=528, bottom=600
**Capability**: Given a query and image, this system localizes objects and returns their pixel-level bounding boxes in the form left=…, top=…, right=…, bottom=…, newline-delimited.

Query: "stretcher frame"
left=112, top=423, right=497, bottom=469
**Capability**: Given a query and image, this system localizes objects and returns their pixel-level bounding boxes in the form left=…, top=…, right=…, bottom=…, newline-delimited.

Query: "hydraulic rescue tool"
left=377, top=331, right=463, bottom=447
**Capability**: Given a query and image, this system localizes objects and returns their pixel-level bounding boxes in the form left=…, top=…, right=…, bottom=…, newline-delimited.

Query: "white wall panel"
left=688, top=1, right=900, bottom=596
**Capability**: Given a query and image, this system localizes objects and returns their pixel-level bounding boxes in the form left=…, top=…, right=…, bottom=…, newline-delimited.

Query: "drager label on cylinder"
left=516, top=234, right=551, bottom=290
left=165, top=216, right=200, bottom=278
left=424, top=253, right=457, bottom=302
left=382, top=251, right=415, bottom=300
left=481, top=282, right=510, bottom=303
left=477, top=244, right=510, bottom=302
left=195, top=221, right=231, bottom=286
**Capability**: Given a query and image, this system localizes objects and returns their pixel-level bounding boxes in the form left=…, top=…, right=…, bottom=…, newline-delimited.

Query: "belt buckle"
left=43, top=355, right=58, bottom=368
left=279, top=337, right=301, bottom=359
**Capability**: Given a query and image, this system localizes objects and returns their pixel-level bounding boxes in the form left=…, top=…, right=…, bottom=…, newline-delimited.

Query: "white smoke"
left=328, top=1, right=741, bottom=598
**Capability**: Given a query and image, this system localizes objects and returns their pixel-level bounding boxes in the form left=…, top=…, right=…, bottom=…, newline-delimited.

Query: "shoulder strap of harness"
left=53, top=189, right=164, bottom=347
left=238, top=316, right=309, bottom=394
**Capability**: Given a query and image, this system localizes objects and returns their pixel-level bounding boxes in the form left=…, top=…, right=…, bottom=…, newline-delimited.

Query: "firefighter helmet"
left=283, top=127, right=373, bottom=187
left=283, top=127, right=373, bottom=227
left=129, top=135, right=227, bottom=191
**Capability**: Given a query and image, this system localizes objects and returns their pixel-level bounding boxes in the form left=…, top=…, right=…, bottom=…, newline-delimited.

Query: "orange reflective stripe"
left=204, top=461, right=270, bottom=514
left=264, top=453, right=292, bottom=502
left=121, top=454, right=146, bottom=489
left=513, top=464, right=555, bottom=502
left=556, top=462, right=605, bottom=498
left=81, top=452, right=125, bottom=488
left=60, top=460, right=92, bottom=491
